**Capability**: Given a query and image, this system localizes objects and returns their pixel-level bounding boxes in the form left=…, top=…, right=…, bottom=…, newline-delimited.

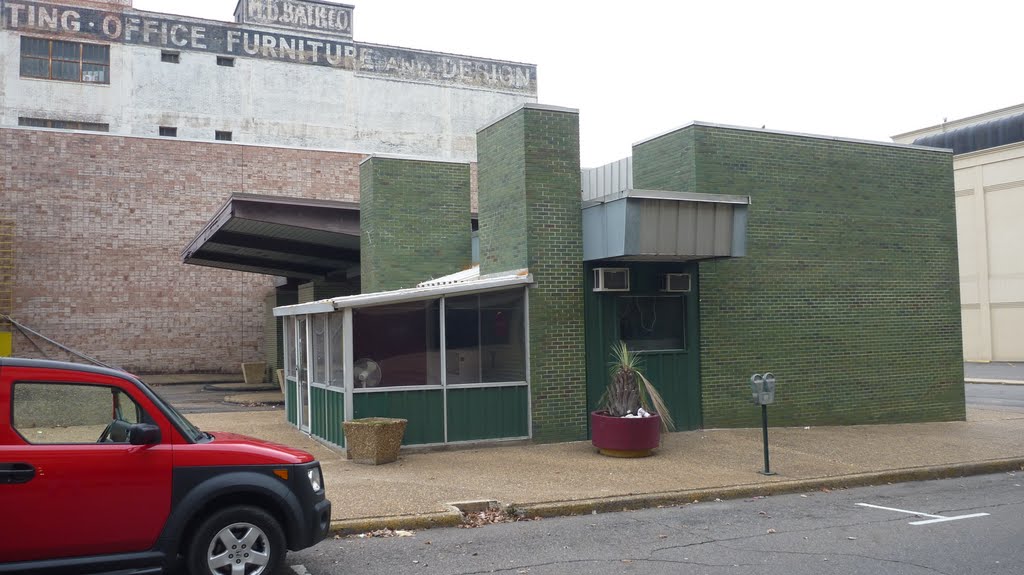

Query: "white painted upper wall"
left=899, top=103, right=1024, bottom=362
left=0, top=0, right=537, bottom=161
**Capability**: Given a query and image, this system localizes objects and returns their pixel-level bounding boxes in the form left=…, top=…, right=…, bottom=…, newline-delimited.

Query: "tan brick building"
left=0, top=0, right=535, bottom=373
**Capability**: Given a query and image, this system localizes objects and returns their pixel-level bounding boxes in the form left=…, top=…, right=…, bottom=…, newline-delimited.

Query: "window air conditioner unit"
left=593, top=268, right=630, bottom=292
left=660, top=273, right=691, bottom=293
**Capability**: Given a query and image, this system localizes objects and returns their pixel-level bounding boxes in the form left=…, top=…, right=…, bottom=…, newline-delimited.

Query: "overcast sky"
left=133, top=0, right=1024, bottom=167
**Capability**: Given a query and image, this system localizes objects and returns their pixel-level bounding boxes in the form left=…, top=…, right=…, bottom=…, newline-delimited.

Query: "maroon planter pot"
left=590, top=410, right=662, bottom=457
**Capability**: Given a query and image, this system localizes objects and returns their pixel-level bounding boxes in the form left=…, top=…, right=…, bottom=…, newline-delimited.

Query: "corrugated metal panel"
left=912, top=112, right=1024, bottom=154
left=285, top=379, right=298, bottom=425
left=583, top=190, right=749, bottom=262
left=418, top=265, right=480, bottom=287
left=352, top=389, right=445, bottom=445
left=310, top=386, right=345, bottom=446
left=637, top=350, right=699, bottom=432
left=277, top=270, right=532, bottom=316
left=446, top=385, right=529, bottom=442
left=630, top=199, right=736, bottom=258
left=581, top=157, right=632, bottom=201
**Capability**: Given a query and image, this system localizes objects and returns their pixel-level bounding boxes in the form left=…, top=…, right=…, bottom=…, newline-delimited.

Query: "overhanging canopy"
left=182, top=193, right=361, bottom=280
left=582, top=189, right=750, bottom=261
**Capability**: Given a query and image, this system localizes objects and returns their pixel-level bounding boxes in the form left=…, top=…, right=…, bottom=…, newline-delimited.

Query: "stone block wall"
left=477, top=104, right=586, bottom=442
left=633, top=124, right=964, bottom=427
left=359, top=157, right=472, bottom=293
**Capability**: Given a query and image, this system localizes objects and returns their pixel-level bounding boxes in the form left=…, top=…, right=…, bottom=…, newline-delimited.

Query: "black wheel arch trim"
left=156, top=469, right=305, bottom=559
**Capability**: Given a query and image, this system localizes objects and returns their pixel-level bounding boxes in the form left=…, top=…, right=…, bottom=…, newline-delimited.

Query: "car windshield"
left=148, top=387, right=206, bottom=442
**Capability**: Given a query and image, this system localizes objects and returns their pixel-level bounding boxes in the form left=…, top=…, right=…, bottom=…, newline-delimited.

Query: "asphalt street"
left=287, top=473, right=1023, bottom=575
left=963, top=362, right=1022, bottom=383
left=965, top=383, right=1024, bottom=413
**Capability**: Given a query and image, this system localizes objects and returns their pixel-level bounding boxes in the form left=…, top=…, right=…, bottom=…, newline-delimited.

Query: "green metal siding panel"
left=583, top=261, right=701, bottom=432
left=352, top=390, right=444, bottom=445
left=285, top=380, right=297, bottom=425
left=310, top=386, right=345, bottom=446
left=310, top=386, right=325, bottom=437
left=446, top=386, right=529, bottom=442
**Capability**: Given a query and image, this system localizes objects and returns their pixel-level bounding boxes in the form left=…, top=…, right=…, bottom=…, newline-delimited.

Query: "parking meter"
left=750, top=373, right=776, bottom=405
left=750, top=372, right=777, bottom=475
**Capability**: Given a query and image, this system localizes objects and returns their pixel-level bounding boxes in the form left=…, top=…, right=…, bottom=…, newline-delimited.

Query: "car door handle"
left=0, top=463, right=36, bottom=484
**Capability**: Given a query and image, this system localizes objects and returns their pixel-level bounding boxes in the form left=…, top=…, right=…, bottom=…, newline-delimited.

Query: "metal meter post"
left=749, top=373, right=777, bottom=476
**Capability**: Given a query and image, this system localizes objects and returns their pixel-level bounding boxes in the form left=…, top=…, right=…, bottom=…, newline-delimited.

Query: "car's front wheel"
left=187, top=505, right=286, bottom=575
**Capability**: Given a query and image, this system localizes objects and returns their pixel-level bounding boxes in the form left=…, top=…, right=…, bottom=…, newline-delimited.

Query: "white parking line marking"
left=291, top=566, right=311, bottom=575
left=909, top=513, right=990, bottom=525
left=857, top=503, right=989, bottom=525
left=856, top=503, right=944, bottom=518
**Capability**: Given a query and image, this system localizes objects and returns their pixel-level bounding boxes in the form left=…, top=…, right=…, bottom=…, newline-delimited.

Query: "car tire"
left=186, top=505, right=286, bottom=575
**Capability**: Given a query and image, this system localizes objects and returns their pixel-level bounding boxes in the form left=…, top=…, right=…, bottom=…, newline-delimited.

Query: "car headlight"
left=307, top=466, right=323, bottom=492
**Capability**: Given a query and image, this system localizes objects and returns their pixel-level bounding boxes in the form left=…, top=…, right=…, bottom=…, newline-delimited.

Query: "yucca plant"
left=598, top=341, right=675, bottom=432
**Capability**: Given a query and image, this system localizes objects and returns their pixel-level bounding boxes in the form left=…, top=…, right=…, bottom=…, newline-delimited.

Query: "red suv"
left=0, top=358, right=331, bottom=575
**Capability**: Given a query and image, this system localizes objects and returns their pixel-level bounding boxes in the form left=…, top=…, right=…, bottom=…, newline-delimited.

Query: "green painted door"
left=584, top=262, right=701, bottom=432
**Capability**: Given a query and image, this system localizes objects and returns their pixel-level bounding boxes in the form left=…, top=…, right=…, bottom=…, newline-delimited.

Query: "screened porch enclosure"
left=280, top=285, right=531, bottom=447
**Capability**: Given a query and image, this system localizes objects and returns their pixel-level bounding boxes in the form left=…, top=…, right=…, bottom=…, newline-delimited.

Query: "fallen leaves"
left=459, top=508, right=539, bottom=528
left=347, top=528, right=416, bottom=538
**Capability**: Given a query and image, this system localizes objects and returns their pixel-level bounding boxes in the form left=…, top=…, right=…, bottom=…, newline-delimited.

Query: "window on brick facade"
left=159, top=126, right=177, bottom=137
left=215, top=130, right=233, bottom=141
left=18, top=117, right=109, bottom=132
left=618, top=295, right=685, bottom=351
left=216, top=56, right=235, bottom=67
left=20, top=36, right=109, bottom=84
left=161, top=51, right=180, bottom=63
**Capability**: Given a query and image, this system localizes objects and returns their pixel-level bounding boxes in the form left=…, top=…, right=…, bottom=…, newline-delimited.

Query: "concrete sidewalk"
left=187, top=406, right=1024, bottom=534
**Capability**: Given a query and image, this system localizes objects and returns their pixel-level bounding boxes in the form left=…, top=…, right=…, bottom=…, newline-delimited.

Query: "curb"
left=223, top=393, right=284, bottom=406
left=329, top=509, right=465, bottom=535
left=327, top=457, right=1024, bottom=535
left=203, top=383, right=279, bottom=392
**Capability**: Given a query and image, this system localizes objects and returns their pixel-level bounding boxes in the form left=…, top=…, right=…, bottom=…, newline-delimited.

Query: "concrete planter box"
left=241, top=362, right=266, bottom=385
left=343, top=418, right=408, bottom=465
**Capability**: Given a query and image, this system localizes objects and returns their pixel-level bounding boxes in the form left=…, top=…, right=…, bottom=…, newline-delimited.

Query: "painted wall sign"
left=234, top=0, right=353, bottom=38
left=0, top=0, right=536, bottom=94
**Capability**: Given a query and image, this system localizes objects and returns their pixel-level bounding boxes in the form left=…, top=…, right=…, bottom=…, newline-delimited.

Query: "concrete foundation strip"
left=327, top=457, right=1024, bottom=536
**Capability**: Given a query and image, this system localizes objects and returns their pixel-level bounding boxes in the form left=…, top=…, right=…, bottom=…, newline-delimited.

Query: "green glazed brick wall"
left=359, top=157, right=472, bottom=293
left=634, top=124, right=964, bottom=428
left=296, top=279, right=360, bottom=303
left=478, top=106, right=587, bottom=442
left=632, top=128, right=696, bottom=195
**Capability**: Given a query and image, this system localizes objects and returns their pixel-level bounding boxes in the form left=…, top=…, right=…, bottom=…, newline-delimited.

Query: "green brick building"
left=272, top=105, right=964, bottom=448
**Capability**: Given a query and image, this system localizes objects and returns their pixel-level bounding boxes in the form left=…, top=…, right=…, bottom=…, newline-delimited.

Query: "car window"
left=12, top=382, right=146, bottom=444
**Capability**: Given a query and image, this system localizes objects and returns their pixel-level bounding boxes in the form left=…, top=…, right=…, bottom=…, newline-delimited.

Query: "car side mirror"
left=128, top=423, right=161, bottom=446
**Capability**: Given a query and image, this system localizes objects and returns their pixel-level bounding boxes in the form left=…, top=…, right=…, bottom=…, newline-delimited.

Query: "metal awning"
left=182, top=193, right=361, bottom=280
left=274, top=268, right=533, bottom=316
left=582, top=189, right=750, bottom=262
